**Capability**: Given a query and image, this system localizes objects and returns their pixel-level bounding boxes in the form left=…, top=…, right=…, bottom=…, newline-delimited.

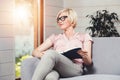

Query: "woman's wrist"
left=82, top=56, right=92, bottom=65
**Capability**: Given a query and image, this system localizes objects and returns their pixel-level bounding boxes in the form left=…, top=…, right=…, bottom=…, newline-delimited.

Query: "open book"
left=62, top=48, right=82, bottom=60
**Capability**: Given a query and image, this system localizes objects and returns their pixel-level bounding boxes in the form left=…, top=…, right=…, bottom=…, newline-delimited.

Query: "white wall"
left=44, top=0, right=120, bottom=39
left=64, top=0, right=120, bottom=33
left=44, top=0, right=64, bottom=39
left=0, top=0, right=15, bottom=80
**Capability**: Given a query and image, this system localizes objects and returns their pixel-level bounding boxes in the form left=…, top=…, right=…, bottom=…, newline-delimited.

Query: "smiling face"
left=56, top=8, right=78, bottom=30
left=57, top=12, right=72, bottom=30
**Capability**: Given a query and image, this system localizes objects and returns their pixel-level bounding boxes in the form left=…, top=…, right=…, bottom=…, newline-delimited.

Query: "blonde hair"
left=56, top=8, right=77, bottom=28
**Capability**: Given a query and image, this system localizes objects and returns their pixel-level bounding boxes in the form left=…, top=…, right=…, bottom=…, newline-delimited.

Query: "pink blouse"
left=47, top=32, right=93, bottom=63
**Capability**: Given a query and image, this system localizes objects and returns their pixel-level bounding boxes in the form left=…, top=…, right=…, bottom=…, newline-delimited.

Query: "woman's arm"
left=32, top=39, right=53, bottom=58
left=78, top=41, right=92, bottom=65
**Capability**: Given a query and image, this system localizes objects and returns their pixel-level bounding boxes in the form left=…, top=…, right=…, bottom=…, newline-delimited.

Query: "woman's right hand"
left=37, top=52, right=44, bottom=58
left=32, top=49, right=44, bottom=58
left=32, top=38, right=53, bottom=58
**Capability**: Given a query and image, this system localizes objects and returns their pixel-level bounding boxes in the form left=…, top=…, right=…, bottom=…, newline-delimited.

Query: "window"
left=14, top=0, right=44, bottom=78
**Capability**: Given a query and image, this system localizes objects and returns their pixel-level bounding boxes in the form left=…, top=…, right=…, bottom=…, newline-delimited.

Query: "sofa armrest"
left=21, top=57, right=39, bottom=80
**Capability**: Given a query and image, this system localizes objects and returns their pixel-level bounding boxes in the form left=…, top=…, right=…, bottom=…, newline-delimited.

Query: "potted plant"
left=86, top=10, right=120, bottom=37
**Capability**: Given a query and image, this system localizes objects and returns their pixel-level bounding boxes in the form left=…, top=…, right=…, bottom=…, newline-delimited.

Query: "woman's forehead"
left=59, top=12, right=68, bottom=17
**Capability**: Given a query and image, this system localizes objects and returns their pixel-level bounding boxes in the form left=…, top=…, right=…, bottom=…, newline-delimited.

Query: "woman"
left=32, top=8, right=93, bottom=80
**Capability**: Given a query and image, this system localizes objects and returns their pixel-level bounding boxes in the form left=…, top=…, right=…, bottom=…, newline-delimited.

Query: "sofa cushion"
left=60, top=74, right=120, bottom=80
left=85, top=38, right=120, bottom=75
left=21, top=57, right=39, bottom=80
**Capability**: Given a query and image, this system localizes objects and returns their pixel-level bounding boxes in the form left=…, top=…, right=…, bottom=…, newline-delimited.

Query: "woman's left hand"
left=77, top=49, right=88, bottom=58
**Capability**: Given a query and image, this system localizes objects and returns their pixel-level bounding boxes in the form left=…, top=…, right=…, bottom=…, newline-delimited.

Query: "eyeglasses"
left=57, top=16, right=68, bottom=22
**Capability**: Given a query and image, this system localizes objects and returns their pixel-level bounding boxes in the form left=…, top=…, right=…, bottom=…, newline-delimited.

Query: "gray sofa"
left=21, top=37, right=120, bottom=80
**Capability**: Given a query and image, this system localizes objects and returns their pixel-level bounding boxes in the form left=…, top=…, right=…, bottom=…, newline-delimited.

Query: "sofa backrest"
left=85, top=37, right=120, bottom=75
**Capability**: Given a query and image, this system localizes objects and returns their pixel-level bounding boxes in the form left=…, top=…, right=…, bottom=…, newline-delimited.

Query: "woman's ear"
left=71, top=23, right=75, bottom=28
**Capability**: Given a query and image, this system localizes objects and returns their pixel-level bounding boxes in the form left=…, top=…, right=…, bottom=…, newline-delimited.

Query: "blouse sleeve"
left=82, top=33, right=93, bottom=50
left=47, top=34, right=56, bottom=44
left=84, top=33, right=93, bottom=42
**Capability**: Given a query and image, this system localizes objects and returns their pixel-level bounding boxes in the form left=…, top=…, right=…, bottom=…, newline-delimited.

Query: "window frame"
left=33, top=0, right=44, bottom=48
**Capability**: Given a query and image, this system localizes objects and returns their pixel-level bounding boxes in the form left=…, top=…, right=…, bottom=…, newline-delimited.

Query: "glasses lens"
left=57, top=16, right=68, bottom=22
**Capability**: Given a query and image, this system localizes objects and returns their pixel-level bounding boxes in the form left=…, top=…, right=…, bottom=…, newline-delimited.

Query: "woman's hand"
left=32, top=38, right=53, bottom=58
left=32, top=49, right=44, bottom=58
left=77, top=41, right=92, bottom=65
left=77, top=49, right=92, bottom=65
left=77, top=49, right=88, bottom=58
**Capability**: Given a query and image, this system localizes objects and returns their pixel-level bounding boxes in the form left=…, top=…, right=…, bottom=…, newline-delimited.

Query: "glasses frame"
left=57, top=16, right=68, bottom=22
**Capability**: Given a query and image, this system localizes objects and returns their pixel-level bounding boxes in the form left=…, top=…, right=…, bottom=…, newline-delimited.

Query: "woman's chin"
left=59, top=27, right=65, bottom=30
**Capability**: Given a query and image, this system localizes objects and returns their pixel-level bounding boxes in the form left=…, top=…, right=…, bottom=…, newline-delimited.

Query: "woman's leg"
left=32, top=50, right=57, bottom=80
left=53, top=54, right=83, bottom=78
left=32, top=50, right=83, bottom=80
left=44, top=70, right=59, bottom=80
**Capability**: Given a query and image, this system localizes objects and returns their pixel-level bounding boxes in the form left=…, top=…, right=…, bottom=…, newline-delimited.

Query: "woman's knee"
left=44, top=70, right=59, bottom=80
left=43, top=50, right=59, bottom=59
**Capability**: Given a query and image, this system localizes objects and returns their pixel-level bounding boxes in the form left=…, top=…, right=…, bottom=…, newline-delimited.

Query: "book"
left=62, top=48, right=82, bottom=60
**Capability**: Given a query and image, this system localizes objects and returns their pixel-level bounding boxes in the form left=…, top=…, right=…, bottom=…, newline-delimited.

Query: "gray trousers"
left=32, top=50, right=83, bottom=80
